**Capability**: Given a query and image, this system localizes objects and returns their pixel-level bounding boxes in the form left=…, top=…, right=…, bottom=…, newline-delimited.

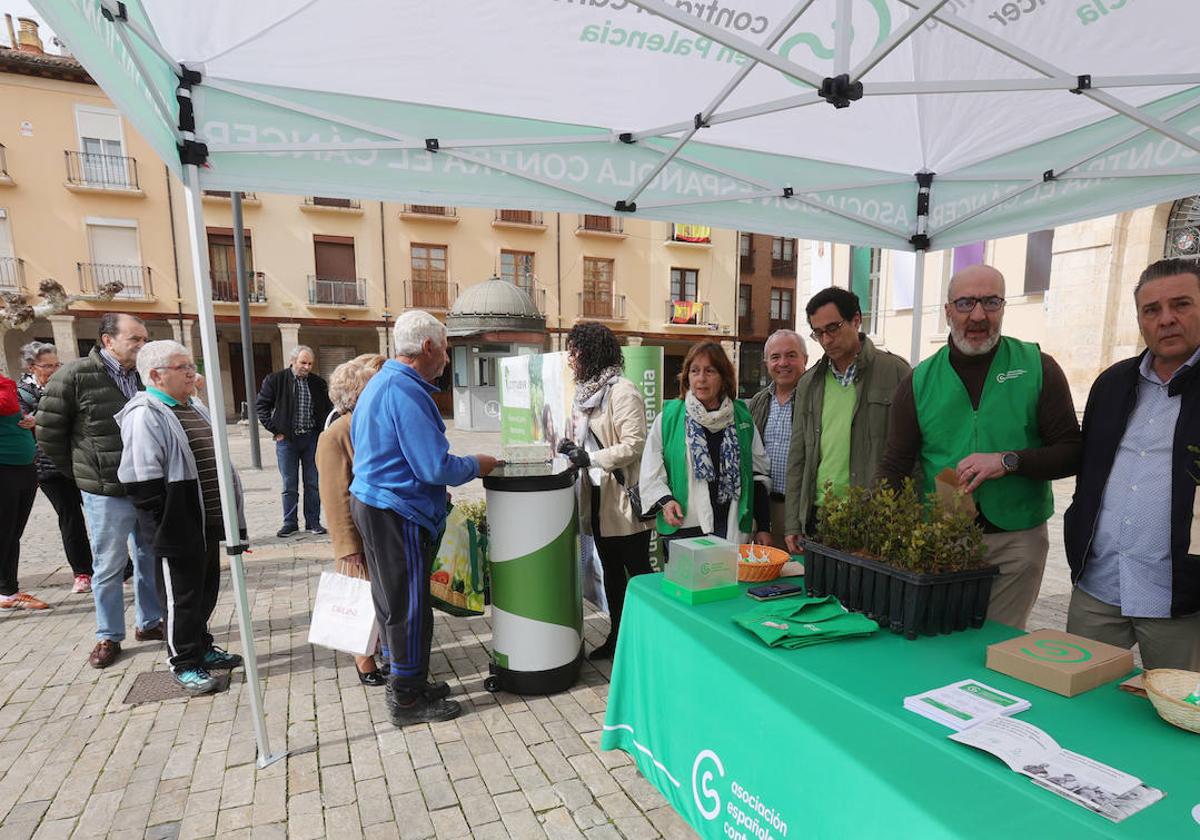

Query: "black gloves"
left=557, top=438, right=591, bottom=468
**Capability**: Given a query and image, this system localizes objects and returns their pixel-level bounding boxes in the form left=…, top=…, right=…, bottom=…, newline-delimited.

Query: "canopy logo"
left=779, top=0, right=891, bottom=86
left=692, top=749, right=725, bottom=821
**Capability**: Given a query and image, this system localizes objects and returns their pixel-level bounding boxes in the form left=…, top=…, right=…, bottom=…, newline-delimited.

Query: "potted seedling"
left=805, top=480, right=998, bottom=639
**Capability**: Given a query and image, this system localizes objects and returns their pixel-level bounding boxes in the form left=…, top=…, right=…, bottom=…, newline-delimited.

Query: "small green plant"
left=816, top=479, right=986, bottom=574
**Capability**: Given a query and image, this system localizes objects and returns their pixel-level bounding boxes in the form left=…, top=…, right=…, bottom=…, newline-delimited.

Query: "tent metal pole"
left=834, top=0, right=853, bottom=76
left=107, top=21, right=183, bottom=142
left=98, top=0, right=178, bottom=67
left=232, top=192, right=262, bottom=470
left=909, top=249, right=927, bottom=366
left=182, top=163, right=284, bottom=769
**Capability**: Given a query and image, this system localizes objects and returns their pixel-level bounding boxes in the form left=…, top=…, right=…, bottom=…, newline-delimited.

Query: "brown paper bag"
left=935, top=467, right=978, bottom=517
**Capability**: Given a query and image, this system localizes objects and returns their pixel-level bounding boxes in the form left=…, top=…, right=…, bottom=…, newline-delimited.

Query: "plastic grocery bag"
left=430, top=505, right=488, bottom=617
left=308, top=571, right=379, bottom=656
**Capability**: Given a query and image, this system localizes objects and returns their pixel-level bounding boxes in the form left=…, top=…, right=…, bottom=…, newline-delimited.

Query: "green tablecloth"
left=600, top=575, right=1199, bottom=839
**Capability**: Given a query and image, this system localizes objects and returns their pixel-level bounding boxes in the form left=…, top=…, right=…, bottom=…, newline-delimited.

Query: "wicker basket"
left=737, top=544, right=790, bottom=582
left=1143, top=669, right=1200, bottom=734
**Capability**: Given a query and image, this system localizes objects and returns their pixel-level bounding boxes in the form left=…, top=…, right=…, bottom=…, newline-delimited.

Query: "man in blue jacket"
left=351, top=310, right=497, bottom=726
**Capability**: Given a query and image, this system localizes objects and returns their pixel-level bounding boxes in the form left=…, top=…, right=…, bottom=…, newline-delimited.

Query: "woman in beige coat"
left=558, top=323, right=653, bottom=660
left=317, top=353, right=387, bottom=685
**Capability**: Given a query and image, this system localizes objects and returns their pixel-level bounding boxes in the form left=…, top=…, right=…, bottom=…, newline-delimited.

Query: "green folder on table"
left=733, top=595, right=879, bottom=648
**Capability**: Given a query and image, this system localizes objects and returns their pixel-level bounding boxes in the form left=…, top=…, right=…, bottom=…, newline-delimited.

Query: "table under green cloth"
left=600, top=574, right=1199, bottom=839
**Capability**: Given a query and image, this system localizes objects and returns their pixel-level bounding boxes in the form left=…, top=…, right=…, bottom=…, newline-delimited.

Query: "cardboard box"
left=986, top=629, right=1135, bottom=697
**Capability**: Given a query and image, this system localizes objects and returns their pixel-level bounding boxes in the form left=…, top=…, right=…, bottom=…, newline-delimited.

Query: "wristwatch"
left=1001, top=451, right=1019, bottom=474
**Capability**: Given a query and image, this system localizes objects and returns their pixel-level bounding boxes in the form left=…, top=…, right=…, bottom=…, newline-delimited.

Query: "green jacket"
left=784, top=335, right=910, bottom=536
left=36, top=347, right=143, bottom=496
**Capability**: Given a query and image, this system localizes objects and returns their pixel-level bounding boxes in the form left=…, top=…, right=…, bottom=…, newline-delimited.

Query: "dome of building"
left=446, top=277, right=546, bottom=336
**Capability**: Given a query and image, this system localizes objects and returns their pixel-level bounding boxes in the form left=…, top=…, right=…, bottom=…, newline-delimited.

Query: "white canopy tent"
left=32, top=0, right=1200, bottom=765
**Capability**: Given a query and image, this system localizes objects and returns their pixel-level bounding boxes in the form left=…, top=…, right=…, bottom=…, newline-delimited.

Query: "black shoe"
left=386, top=679, right=451, bottom=711
left=358, top=668, right=386, bottom=687
left=388, top=689, right=462, bottom=727
left=276, top=524, right=299, bottom=538
left=588, top=638, right=616, bottom=661
left=307, top=525, right=328, bottom=536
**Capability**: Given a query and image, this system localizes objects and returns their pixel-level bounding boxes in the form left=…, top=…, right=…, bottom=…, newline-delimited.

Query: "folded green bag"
left=733, top=595, right=879, bottom=648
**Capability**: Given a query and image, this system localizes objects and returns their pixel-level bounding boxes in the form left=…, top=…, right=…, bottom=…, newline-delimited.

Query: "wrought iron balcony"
left=203, top=190, right=258, bottom=200
left=578, top=292, right=626, bottom=321
left=0, top=257, right=26, bottom=292
left=771, top=258, right=797, bottom=277
left=405, top=279, right=459, bottom=311
left=665, top=298, right=710, bottom=325
left=64, top=150, right=140, bottom=190
left=494, top=209, right=544, bottom=226
left=403, top=204, right=457, bottom=217
left=0, top=143, right=8, bottom=180
left=211, top=269, right=267, bottom=304
left=578, top=214, right=623, bottom=234
left=303, top=196, right=361, bottom=209
left=307, top=274, right=367, bottom=307
left=78, top=262, right=153, bottom=299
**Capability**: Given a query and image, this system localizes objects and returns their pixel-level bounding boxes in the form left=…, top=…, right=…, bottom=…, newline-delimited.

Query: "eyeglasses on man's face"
left=809, top=320, right=846, bottom=341
left=33, top=362, right=61, bottom=371
left=950, top=295, right=1005, bottom=313
left=157, top=363, right=197, bottom=374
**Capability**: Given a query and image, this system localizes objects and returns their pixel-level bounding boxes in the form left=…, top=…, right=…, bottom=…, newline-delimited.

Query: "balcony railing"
left=0, top=143, right=8, bottom=179
left=771, top=258, right=797, bottom=277
left=739, top=253, right=754, bottom=274
left=495, top=209, right=544, bottom=226
left=403, top=204, right=456, bottom=217
left=578, top=292, right=627, bottom=321
left=405, top=279, right=459, bottom=310
left=769, top=317, right=793, bottom=333
left=519, top=284, right=547, bottom=315
left=64, top=151, right=139, bottom=190
left=307, top=274, right=367, bottom=306
left=211, top=269, right=267, bottom=304
left=0, top=257, right=26, bottom=292
left=78, top=262, right=153, bottom=299
left=579, top=215, right=623, bottom=234
left=665, top=298, right=710, bottom=325
left=304, top=196, right=361, bottom=209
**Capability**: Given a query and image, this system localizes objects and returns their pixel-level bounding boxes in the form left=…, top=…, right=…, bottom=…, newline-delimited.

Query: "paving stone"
left=499, top=806, right=548, bottom=840
left=355, top=777, right=394, bottom=826
left=645, top=805, right=700, bottom=839
left=390, top=792, right=435, bottom=840
left=428, top=805, right=470, bottom=839
left=530, top=742, right=577, bottom=784
left=542, top=807, right=588, bottom=840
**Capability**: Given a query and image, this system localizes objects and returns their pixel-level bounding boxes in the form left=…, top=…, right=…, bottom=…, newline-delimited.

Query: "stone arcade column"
left=376, top=326, right=389, bottom=357
left=48, top=315, right=78, bottom=362
left=278, top=323, right=301, bottom=365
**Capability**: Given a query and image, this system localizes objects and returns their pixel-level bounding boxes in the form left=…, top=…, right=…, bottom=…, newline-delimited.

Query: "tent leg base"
left=257, top=750, right=289, bottom=769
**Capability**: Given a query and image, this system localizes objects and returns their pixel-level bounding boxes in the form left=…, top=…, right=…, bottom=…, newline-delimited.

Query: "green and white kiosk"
left=483, top=459, right=583, bottom=694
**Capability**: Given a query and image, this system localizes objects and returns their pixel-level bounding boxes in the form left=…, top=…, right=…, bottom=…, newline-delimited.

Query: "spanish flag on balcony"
left=673, top=224, right=711, bottom=243
left=671, top=300, right=703, bottom=324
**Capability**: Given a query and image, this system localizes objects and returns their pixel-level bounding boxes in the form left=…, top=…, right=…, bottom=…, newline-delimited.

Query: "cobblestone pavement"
left=1, top=422, right=1079, bottom=839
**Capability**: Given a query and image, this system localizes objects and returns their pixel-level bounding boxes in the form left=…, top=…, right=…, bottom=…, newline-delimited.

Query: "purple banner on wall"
left=952, top=242, right=986, bottom=272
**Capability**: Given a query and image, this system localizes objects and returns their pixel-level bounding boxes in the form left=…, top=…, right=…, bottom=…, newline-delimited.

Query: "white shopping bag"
left=307, top=571, right=379, bottom=656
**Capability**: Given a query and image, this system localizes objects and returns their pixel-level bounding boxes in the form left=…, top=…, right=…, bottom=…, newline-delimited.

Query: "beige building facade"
left=0, top=34, right=737, bottom=419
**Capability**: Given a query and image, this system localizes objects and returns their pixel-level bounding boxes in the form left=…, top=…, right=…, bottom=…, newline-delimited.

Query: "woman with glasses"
left=17, top=342, right=95, bottom=593
left=640, top=341, right=772, bottom=555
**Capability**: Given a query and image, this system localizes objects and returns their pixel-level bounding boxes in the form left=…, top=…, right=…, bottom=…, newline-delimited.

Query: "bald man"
left=876, top=264, right=1081, bottom=629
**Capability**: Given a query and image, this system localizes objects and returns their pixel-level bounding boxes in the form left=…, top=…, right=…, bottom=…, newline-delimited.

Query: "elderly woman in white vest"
left=640, top=341, right=772, bottom=556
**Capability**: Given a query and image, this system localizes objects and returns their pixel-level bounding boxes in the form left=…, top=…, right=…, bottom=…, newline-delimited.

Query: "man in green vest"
left=876, top=265, right=1082, bottom=629
left=783, top=288, right=910, bottom=555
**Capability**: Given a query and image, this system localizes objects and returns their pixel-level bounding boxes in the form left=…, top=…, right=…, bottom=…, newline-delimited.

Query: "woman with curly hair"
left=640, top=341, right=772, bottom=553
left=557, top=322, right=653, bottom=660
left=317, top=353, right=388, bottom=685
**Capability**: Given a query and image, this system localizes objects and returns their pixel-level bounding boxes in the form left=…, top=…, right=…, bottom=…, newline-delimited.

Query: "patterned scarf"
left=572, top=365, right=623, bottom=442
left=684, top=391, right=739, bottom=505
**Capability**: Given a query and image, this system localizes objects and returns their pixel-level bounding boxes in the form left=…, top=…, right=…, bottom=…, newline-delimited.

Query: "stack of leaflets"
left=904, top=679, right=1030, bottom=730
left=949, top=717, right=1163, bottom=823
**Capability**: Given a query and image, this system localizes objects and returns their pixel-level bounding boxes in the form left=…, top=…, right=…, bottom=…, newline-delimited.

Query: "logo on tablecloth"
left=692, top=750, right=725, bottom=821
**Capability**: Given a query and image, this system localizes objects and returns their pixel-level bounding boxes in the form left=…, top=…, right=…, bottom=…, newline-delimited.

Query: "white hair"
left=289, top=344, right=314, bottom=363
left=136, top=340, right=190, bottom=385
left=764, top=329, right=807, bottom=357
left=392, top=310, right=446, bottom=357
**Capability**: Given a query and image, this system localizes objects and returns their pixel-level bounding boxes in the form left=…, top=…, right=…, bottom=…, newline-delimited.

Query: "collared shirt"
left=1079, top=346, right=1200, bottom=617
left=829, top=359, right=857, bottom=388
left=100, top=348, right=140, bottom=400
left=294, top=374, right=314, bottom=435
left=763, top=384, right=794, bottom=494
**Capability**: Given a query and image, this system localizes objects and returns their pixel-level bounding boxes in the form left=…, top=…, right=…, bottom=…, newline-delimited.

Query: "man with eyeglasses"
left=1062, top=258, right=1200, bottom=670
left=117, top=340, right=245, bottom=693
left=783, top=287, right=910, bottom=554
left=37, top=313, right=165, bottom=669
left=877, top=264, right=1081, bottom=629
